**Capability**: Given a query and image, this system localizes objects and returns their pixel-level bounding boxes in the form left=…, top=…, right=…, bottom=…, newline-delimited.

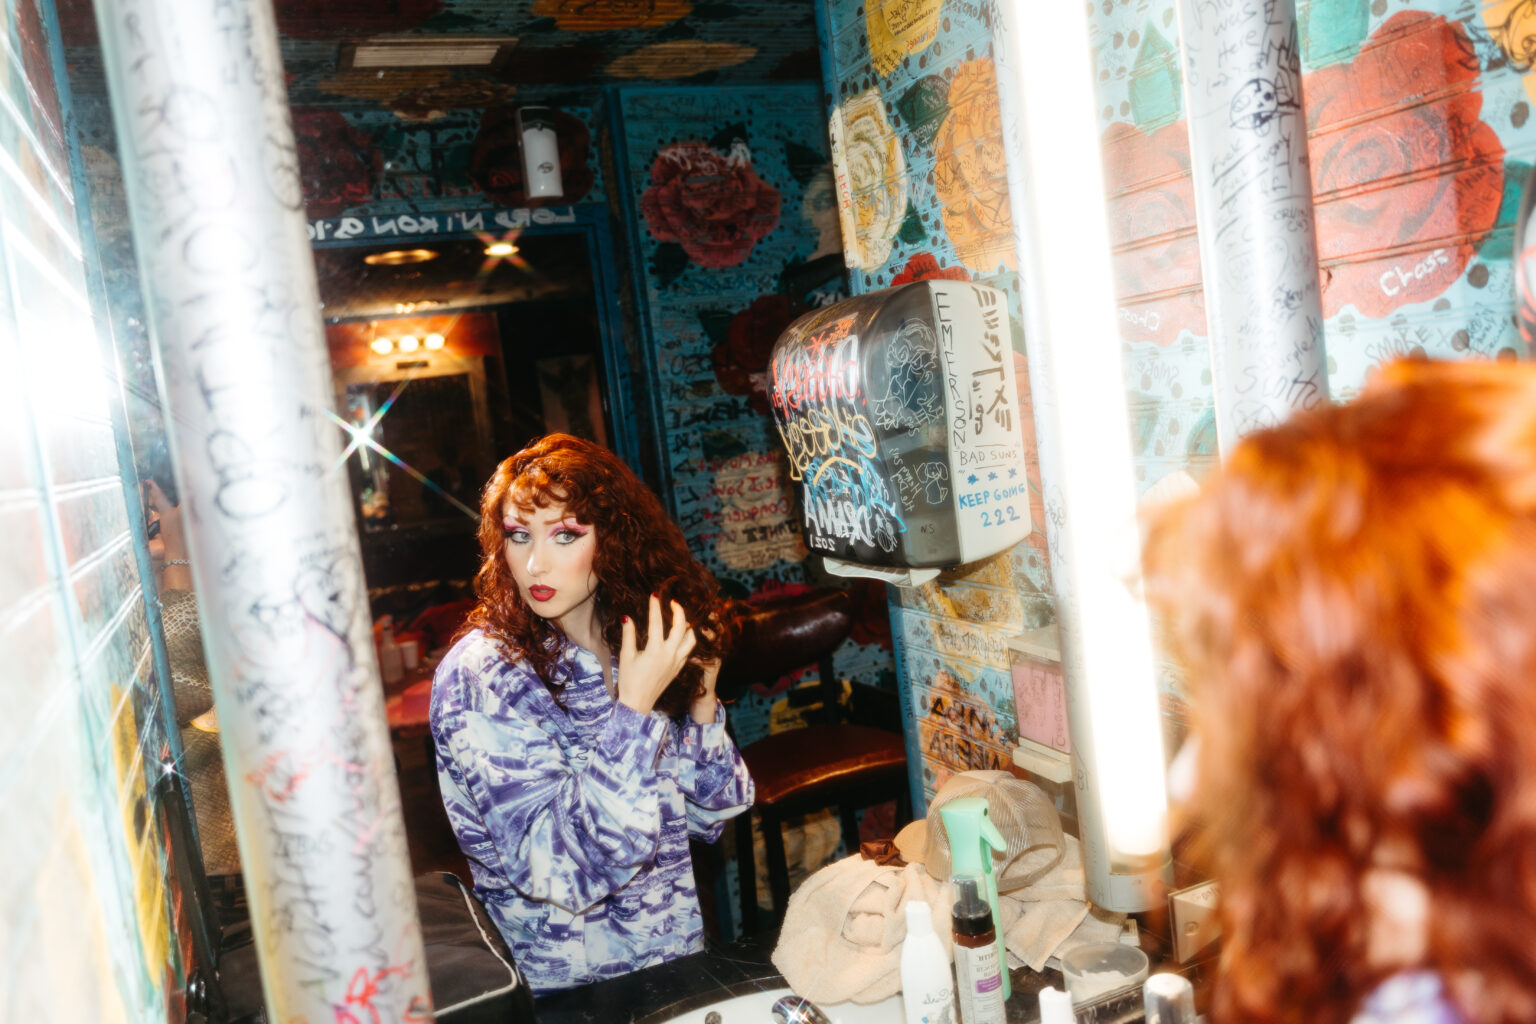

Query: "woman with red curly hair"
left=429, top=434, right=753, bottom=994
left=1143, top=361, right=1536, bottom=1024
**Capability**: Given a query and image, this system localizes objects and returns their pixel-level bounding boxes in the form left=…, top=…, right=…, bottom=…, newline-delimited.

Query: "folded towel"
left=999, top=833, right=1126, bottom=971
left=771, top=856, right=950, bottom=1005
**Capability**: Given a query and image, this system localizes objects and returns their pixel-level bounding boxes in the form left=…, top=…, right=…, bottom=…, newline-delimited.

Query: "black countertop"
left=530, top=929, right=1150, bottom=1024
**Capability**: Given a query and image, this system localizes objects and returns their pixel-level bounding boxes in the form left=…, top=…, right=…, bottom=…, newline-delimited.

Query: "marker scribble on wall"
left=711, top=448, right=807, bottom=570
left=1102, top=120, right=1205, bottom=345
left=867, top=0, right=946, bottom=77
left=533, top=0, right=692, bottom=31
left=830, top=89, right=908, bottom=270
left=640, top=140, right=782, bottom=267
left=933, top=59, right=1016, bottom=274
left=1307, top=12, right=1504, bottom=318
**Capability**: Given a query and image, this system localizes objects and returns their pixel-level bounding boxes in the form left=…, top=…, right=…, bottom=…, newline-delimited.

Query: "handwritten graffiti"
left=307, top=207, right=576, bottom=243
left=769, top=318, right=861, bottom=414
left=870, top=317, right=941, bottom=431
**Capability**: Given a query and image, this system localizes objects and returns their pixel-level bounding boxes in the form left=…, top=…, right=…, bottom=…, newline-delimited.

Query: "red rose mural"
left=890, top=252, right=970, bottom=287
left=712, top=294, right=802, bottom=416
left=640, top=141, right=781, bottom=268
left=1307, top=12, right=1504, bottom=318
left=292, top=110, right=380, bottom=219
left=1102, top=120, right=1205, bottom=345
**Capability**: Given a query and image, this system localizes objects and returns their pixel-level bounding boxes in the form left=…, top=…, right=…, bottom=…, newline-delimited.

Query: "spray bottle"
left=939, top=796, right=1010, bottom=1001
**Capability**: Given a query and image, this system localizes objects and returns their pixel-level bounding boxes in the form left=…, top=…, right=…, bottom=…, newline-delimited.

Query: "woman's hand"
left=617, top=595, right=697, bottom=716
left=689, top=658, right=721, bottom=724
left=146, top=479, right=193, bottom=591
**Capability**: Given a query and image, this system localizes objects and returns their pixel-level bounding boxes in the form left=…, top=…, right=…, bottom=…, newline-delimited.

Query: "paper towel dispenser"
left=768, top=280, right=1031, bottom=585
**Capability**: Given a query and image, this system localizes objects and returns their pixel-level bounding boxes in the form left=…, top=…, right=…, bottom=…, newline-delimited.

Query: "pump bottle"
left=951, top=876, right=1007, bottom=1024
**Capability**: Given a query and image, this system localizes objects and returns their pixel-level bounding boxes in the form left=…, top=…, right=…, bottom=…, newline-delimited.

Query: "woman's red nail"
left=622, top=615, right=630, bottom=624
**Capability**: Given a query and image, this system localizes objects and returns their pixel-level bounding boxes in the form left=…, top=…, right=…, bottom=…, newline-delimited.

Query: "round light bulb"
left=425, top=333, right=445, bottom=350
left=370, top=337, right=393, bottom=355
left=484, top=241, right=518, bottom=257
left=398, top=335, right=420, bottom=353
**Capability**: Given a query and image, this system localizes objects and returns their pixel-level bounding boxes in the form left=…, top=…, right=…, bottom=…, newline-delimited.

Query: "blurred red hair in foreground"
left=1143, top=361, right=1536, bottom=1024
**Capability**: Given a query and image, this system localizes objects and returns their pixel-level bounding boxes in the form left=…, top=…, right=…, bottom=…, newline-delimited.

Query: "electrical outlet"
left=1168, top=880, right=1220, bottom=963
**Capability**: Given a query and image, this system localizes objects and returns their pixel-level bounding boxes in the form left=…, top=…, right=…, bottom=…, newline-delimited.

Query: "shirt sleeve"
left=675, top=700, right=755, bottom=842
left=437, top=655, right=670, bottom=914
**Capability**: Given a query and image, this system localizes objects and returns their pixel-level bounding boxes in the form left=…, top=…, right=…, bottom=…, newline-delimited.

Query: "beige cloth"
left=771, top=845, right=1126, bottom=1003
left=771, top=856, right=950, bottom=1005
left=162, top=589, right=241, bottom=877
left=997, top=834, right=1125, bottom=971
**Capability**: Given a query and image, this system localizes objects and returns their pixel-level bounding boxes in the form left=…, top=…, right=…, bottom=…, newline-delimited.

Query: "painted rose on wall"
left=1102, top=120, right=1205, bottom=345
left=933, top=59, right=1016, bottom=274
left=640, top=140, right=781, bottom=268
left=712, top=294, right=802, bottom=416
left=890, top=252, right=969, bottom=286
left=833, top=88, right=908, bottom=271
left=292, top=109, right=380, bottom=218
left=1307, top=12, right=1504, bottom=318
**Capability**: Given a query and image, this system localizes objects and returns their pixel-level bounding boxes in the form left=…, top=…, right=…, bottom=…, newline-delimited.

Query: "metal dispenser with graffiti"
left=768, top=280, right=1030, bottom=585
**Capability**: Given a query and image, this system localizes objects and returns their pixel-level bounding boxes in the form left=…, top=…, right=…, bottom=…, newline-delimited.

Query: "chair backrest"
left=717, top=588, right=852, bottom=702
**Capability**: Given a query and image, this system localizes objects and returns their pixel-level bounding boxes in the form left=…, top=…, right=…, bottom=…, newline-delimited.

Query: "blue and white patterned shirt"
left=430, top=628, right=754, bottom=994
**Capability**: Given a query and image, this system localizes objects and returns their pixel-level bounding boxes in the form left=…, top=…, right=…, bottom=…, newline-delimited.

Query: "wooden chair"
left=717, top=588, right=911, bottom=933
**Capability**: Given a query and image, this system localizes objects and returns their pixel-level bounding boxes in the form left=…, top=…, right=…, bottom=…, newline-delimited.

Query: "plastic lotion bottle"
left=952, top=876, right=1008, bottom=1024
left=901, top=900, right=956, bottom=1024
left=939, top=796, right=1011, bottom=999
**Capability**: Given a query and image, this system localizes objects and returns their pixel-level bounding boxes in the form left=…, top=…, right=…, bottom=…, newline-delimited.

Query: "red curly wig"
left=461, top=433, right=731, bottom=718
left=1143, top=361, right=1536, bottom=1024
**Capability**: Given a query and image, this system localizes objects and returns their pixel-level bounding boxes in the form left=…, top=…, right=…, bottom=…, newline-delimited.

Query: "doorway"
left=310, top=213, right=634, bottom=605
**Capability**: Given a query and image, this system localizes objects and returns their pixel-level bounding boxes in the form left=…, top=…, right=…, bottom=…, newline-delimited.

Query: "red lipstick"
left=528, top=585, right=556, bottom=602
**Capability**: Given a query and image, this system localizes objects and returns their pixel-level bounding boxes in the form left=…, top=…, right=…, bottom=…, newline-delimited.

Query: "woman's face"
left=502, top=500, right=599, bottom=631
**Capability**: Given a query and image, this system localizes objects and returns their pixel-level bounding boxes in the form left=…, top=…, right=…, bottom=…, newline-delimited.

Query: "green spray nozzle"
left=939, top=795, right=1012, bottom=999
left=940, top=797, right=1006, bottom=878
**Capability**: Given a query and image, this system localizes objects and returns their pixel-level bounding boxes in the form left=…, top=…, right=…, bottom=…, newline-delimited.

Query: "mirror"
left=312, top=230, right=614, bottom=596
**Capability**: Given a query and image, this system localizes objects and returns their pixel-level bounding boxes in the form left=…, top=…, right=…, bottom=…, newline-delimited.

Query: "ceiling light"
left=363, top=248, right=438, bottom=266
left=339, top=36, right=519, bottom=70
left=393, top=300, right=443, bottom=314
left=425, top=333, right=445, bottom=350
left=370, top=338, right=393, bottom=355
left=397, top=335, right=420, bottom=353
left=484, top=242, right=518, bottom=257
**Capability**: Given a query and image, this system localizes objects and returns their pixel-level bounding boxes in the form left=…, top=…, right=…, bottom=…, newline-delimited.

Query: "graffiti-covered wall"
left=819, top=0, right=1056, bottom=805
left=1098, top=0, right=1533, bottom=508
left=823, top=0, right=1536, bottom=808
left=4, top=0, right=187, bottom=1018
left=615, top=83, right=896, bottom=743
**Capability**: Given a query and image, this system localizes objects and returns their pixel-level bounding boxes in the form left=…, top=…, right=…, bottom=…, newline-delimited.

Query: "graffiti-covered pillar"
left=92, top=2, right=433, bottom=1020
left=1176, top=0, right=1330, bottom=447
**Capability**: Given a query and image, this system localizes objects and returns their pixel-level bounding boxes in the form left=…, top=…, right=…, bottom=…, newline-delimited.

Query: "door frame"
left=306, top=205, right=641, bottom=472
